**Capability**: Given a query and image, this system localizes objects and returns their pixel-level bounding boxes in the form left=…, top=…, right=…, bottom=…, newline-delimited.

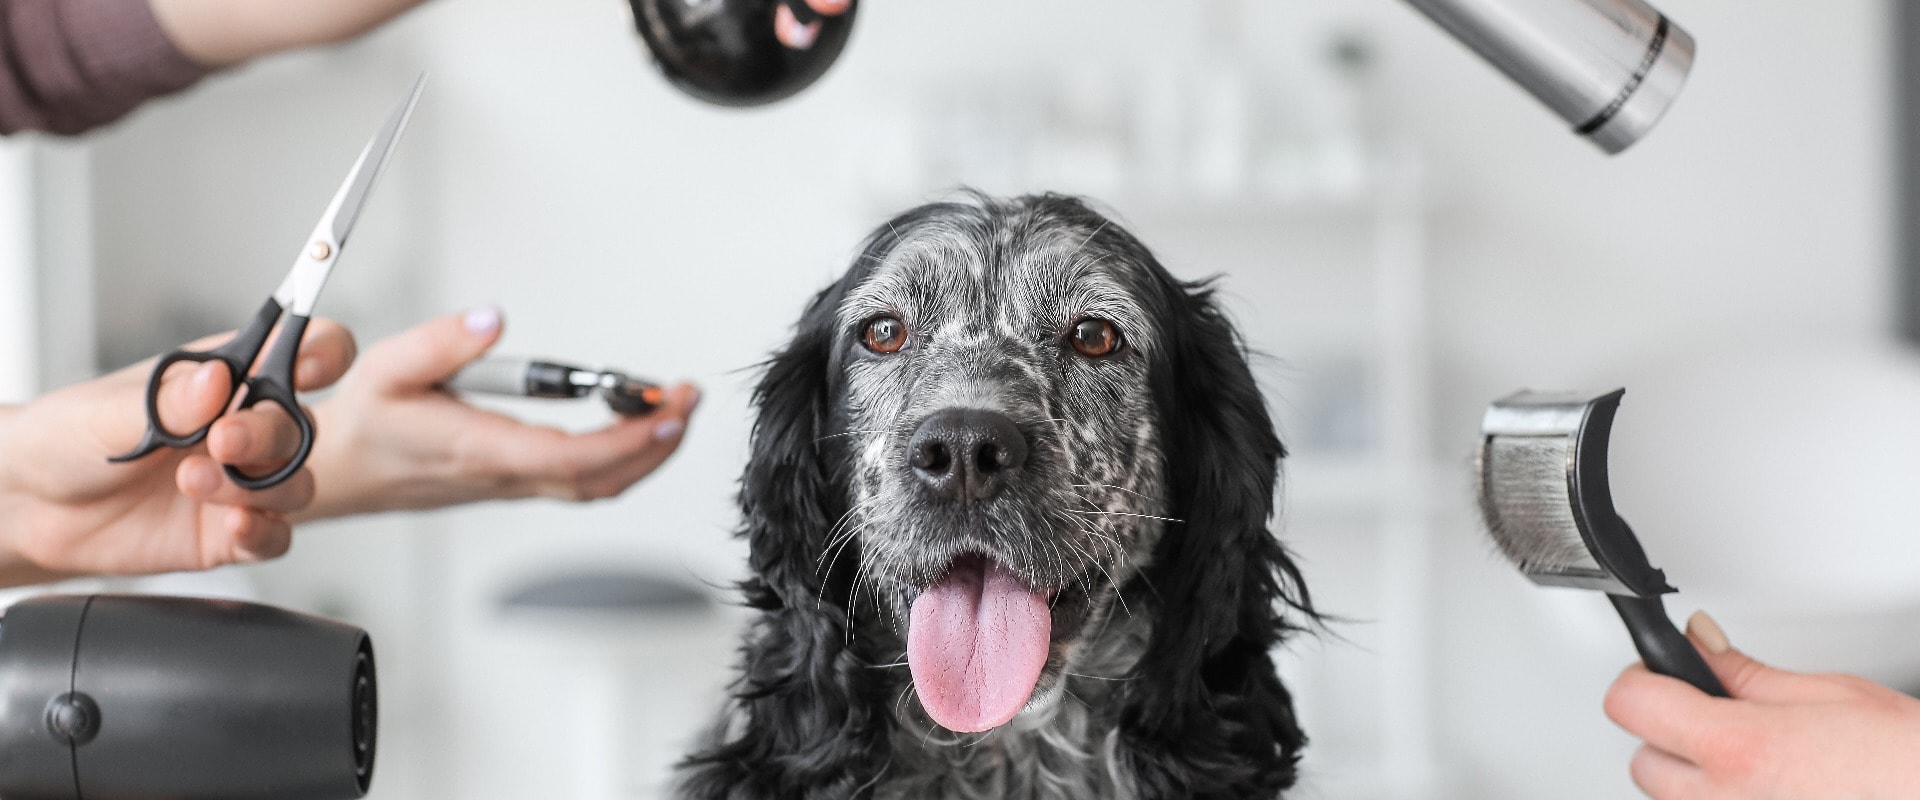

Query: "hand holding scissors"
left=110, top=76, right=424, bottom=491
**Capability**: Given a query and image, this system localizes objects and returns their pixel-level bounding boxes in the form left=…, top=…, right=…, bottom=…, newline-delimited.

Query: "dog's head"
left=823, top=194, right=1173, bottom=733
left=707, top=192, right=1310, bottom=795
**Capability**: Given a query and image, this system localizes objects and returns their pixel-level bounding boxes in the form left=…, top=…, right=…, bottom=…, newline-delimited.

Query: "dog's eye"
left=862, top=316, right=908, bottom=354
left=1069, top=319, right=1122, bottom=358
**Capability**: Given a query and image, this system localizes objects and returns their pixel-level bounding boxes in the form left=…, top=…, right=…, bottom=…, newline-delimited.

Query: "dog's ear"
left=1120, top=276, right=1317, bottom=799
left=680, top=216, right=931, bottom=798
left=737, top=283, right=844, bottom=606
left=734, top=205, right=943, bottom=611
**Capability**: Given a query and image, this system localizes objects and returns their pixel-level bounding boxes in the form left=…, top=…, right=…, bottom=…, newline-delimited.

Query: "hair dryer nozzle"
left=1404, top=0, right=1695, bottom=154
left=627, top=0, right=857, bottom=107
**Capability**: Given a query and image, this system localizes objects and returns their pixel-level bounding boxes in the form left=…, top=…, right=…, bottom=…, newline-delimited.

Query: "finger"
left=1685, top=611, right=1844, bottom=704
left=104, top=317, right=352, bottom=450
left=476, top=383, right=699, bottom=500
left=574, top=388, right=699, bottom=497
left=202, top=504, right=293, bottom=567
left=1630, top=745, right=1715, bottom=800
left=205, top=401, right=310, bottom=468
left=150, top=359, right=233, bottom=439
left=1604, top=664, right=1753, bottom=761
left=357, top=307, right=504, bottom=392
left=289, top=318, right=357, bottom=391
left=230, top=508, right=293, bottom=562
left=176, top=454, right=317, bottom=513
left=774, top=3, right=821, bottom=49
left=805, top=0, right=850, bottom=15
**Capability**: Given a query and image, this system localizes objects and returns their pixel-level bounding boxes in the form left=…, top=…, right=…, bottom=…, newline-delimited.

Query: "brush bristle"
left=1478, top=435, right=1602, bottom=576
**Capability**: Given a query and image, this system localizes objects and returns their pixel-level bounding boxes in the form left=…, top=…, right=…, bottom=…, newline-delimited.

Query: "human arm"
left=0, top=0, right=426, bottom=134
left=146, top=0, right=429, bottom=67
left=294, top=307, right=698, bottom=521
left=0, top=0, right=847, bottom=135
left=1603, top=611, right=1920, bottom=799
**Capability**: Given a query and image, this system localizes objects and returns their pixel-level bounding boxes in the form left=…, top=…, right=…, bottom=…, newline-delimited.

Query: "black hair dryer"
left=0, top=595, right=376, bottom=800
left=628, top=0, right=857, bottom=106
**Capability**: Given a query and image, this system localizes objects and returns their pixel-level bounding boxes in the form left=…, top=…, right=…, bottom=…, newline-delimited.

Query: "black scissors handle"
left=108, top=298, right=316, bottom=491
left=221, top=313, right=316, bottom=491
left=109, top=298, right=281, bottom=463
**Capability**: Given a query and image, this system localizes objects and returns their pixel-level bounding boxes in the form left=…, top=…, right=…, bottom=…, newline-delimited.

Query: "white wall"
left=66, top=1, right=1915, bottom=798
left=0, top=139, right=37, bottom=403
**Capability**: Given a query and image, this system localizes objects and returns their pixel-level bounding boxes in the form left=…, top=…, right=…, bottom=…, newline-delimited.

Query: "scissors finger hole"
left=149, top=355, right=237, bottom=439
left=223, top=387, right=315, bottom=490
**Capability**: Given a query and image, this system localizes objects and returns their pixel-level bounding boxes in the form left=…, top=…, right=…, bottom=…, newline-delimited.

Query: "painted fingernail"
left=464, top=306, right=502, bottom=336
left=1686, top=611, right=1731, bottom=655
left=655, top=420, right=685, bottom=442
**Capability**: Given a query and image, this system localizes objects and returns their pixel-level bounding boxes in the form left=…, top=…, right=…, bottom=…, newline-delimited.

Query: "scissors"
left=110, top=75, right=426, bottom=491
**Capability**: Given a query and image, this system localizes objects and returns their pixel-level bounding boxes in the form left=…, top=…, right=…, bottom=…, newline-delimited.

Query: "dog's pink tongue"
left=907, top=556, right=1052, bottom=733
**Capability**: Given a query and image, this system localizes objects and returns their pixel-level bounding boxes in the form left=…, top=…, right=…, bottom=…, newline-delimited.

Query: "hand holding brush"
left=1605, top=611, right=1920, bottom=800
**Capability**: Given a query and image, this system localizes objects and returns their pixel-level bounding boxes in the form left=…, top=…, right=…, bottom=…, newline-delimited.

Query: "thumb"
left=1685, top=611, right=1830, bottom=704
left=358, top=307, right=504, bottom=391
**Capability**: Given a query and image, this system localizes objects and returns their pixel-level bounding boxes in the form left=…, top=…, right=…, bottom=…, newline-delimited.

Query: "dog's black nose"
left=907, top=409, right=1029, bottom=504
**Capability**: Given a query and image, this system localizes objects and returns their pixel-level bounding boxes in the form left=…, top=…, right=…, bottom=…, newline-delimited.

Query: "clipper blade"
left=1477, top=389, right=1672, bottom=598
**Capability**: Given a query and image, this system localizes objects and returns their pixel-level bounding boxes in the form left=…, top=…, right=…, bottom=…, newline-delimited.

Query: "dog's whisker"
left=814, top=497, right=875, bottom=570
left=1056, top=536, right=1099, bottom=605
left=814, top=429, right=899, bottom=442
left=847, top=756, right=893, bottom=798
left=866, top=659, right=910, bottom=669
left=815, top=503, right=877, bottom=611
left=1068, top=482, right=1155, bottom=501
left=1075, top=534, right=1133, bottom=620
left=1064, top=671, right=1135, bottom=682
left=1080, top=528, right=1133, bottom=566
left=961, top=728, right=1000, bottom=749
left=1072, top=218, right=1110, bottom=255
left=1061, top=514, right=1136, bottom=621
left=921, top=723, right=944, bottom=748
left=894, top=680, right=917, bottom=721
left=1069, top=510, right=1186, bottom=524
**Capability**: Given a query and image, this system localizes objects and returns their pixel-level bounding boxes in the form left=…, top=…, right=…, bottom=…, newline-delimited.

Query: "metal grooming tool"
left=448, top=356, right=665, bottom=416
left=1477, top=389, right=1729, bottom=696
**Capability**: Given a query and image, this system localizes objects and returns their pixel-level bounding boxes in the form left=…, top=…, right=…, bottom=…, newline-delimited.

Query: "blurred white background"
left=3, top=0, right=1917, bottom=798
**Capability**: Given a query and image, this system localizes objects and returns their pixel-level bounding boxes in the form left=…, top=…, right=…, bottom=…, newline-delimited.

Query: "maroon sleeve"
left=0, top=0, right=206, bottom=135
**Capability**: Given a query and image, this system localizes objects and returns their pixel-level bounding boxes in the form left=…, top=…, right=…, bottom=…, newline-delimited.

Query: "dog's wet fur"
left=680, top=193, right=1317, bottom=799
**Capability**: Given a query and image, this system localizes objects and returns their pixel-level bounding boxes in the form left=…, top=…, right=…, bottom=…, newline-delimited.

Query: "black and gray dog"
left=681, top=193, right=1317, bottom=799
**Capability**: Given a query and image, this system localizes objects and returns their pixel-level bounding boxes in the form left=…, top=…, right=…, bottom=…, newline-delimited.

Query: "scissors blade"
left=276, top=74, right=425, bottom=316
left=329, top=73, right=426, bottom=246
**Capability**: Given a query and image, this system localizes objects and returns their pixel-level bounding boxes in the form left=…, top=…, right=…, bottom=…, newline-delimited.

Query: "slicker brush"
left=1477, top=388, right=1727, bottom=696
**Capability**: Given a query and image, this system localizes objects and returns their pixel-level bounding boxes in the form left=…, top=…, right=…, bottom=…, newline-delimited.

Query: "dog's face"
left=685, top=195, right=1309, bottom=799
left=822, top=208, right=1170, bottom=733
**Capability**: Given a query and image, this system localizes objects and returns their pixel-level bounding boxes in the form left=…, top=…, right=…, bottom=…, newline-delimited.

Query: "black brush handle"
left=1609, top=594, right=1729, bottom=697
